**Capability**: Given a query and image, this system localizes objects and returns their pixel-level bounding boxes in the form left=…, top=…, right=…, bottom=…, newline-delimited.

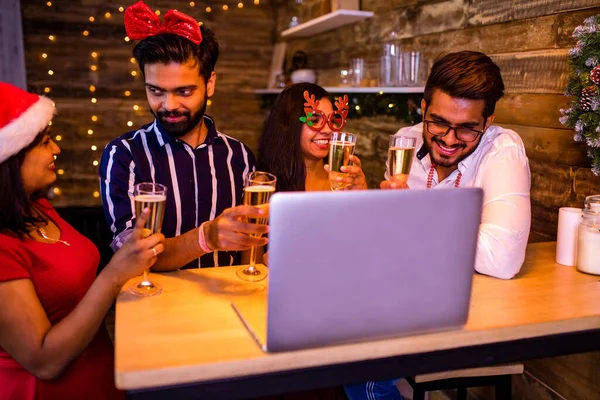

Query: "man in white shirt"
left=345, top=50, right=531, bottom=400
left=382, top=51, right=531, bottom=280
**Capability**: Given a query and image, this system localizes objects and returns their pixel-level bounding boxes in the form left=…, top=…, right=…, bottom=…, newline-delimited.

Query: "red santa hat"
left=0, top=82, right=56, bottom=164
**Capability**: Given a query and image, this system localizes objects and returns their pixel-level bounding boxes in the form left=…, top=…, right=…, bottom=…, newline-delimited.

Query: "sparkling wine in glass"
left=388, top=135, right=416, bottom=187
left=328, top=132, right=357, bottom=190
left=237, top=171, right=277, bottom=282
left=128, top=182, right=167, bottom=297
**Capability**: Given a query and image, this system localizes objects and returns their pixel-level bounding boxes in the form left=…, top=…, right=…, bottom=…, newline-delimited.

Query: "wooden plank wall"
left=278, top=0, right=600, bottom=399
left=20, top=0, right=276, bottom=206
left=0, top=0, right=27, bottom=87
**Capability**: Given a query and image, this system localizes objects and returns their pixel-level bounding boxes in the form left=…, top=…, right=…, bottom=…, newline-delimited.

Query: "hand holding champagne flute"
left=237, top=171, right=277, bottom=282
left=129, top=182, right=167, bottom=296
left=388, top=135, right=416, bottom=187
left=328, top=132, right=357, bottom=190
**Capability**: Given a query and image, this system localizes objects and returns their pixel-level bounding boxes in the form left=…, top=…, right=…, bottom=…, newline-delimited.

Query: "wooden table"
left=115, top=242, right=600, bottom=399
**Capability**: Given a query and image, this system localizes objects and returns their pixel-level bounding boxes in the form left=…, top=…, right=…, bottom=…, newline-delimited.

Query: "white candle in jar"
left=576, top=195, right=600, bottom=275
left=576, top=225, right=600, bottom=275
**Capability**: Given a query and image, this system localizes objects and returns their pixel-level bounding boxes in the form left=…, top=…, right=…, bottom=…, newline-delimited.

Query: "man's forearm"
left=150, top=228, right=207, bottom=271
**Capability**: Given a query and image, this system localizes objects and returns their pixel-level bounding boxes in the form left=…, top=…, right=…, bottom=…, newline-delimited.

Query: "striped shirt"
left=99, top=115, right=256, bottom=268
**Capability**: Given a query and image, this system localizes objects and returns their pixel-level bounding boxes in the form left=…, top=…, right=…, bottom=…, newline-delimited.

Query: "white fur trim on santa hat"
left=0, top=96, right=55, bottom=164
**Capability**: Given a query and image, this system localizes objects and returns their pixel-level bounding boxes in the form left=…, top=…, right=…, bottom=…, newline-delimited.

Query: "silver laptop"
left=232, top=188, right=482, bottom=352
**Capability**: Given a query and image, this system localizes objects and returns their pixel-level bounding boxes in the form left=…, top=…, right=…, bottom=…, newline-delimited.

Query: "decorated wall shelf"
left=254, top=87, right=424, bottom=122
left=281, top=9, right=374, bottom=38
left=254, top=86, right=425, bottom=94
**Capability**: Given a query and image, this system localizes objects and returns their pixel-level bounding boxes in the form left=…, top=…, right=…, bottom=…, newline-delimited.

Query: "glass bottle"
left=576, top=194, right=600, bottom=275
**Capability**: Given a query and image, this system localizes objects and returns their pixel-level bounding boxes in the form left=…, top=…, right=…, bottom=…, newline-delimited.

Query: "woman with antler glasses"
left=255, top=83, right=368, bottom=266
left=258, top=83, right=367, bottom=192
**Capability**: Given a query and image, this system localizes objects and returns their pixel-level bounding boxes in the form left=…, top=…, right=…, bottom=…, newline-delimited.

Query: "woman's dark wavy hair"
left=424, top=51, right=505, bottom=119
left=133, top=25, right=219, bottom=83
left=257, top=83, right=330, bottom=192
left=0, top=131, right=47, bottom=237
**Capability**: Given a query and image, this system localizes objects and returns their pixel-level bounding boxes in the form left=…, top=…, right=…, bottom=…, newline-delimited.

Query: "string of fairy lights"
left=39, top=1, right=261, bottom=199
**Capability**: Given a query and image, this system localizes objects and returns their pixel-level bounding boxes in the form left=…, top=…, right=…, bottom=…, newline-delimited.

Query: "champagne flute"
left=328, top=131, right=357, bottom=191
left=128, top=182, right=167, bottom=296
left=388, top=135, right=416, bottom=187
left=236, top=171, right=277, bottom=282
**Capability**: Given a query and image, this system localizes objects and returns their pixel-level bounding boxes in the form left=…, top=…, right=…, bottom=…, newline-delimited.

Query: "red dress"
left=0, top=199, right=123, bottom=400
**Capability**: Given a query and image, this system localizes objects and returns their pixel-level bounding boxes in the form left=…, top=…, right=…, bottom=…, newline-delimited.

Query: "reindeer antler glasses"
left=299, top=90, right=349, bottom=132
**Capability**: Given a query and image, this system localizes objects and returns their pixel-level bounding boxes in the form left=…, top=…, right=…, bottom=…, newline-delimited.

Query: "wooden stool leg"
left=495, top=375, right=512, bottom=400
left=412, top=386, right=426, bottom=400
left=457, top=386, right=467, bottom=400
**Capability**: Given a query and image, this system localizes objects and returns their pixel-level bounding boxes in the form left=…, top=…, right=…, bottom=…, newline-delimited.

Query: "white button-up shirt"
left=387, top=123, right=531, bottom=279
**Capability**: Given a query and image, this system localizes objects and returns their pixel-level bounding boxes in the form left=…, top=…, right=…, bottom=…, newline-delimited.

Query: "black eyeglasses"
left=423, top=120, right=486, bottom=143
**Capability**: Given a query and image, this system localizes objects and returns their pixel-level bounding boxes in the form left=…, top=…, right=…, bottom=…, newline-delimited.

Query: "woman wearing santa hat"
left=0, top=82, right=164, bottom=399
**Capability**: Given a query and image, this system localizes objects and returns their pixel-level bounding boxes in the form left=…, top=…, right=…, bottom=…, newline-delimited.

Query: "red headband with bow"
left=124, top=1, right=203, bottom=45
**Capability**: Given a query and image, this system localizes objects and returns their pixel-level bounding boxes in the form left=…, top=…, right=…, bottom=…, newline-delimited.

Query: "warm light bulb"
left=238, top=2, right=243, bottom=8
left=131, top=71, right=137, bottom=76
left=133, top=105, right=140, bottom=110
left=91, top=115, right=98, bottom=122
left=119, top=6, right=124, bottom=12
left=89, top=16, right=95, bottom=22
left=355, top=105, right=360, bottom=111
left=42, top=53, right=48, bottom=59
left=93, top=191, right=100, bottom=198
left=91, top=145, right=98, bottom=151
left=92, top=160, right=99, bottom=166
left=47, top=1, right=52, bottom=6
left=82, top=30, right=89, bottom=36
left=223, top=5, right=229, bottom=10
left=53, top=187, right=61, bottom=195
left=48, top=70, right=54, bottom=75
left=388, top=103, right=394, bottom=108
left=91, top=52, right=98, bottom=58
left=127, top=121, right=133, bottom=127
left=207, top=99, right=212, bottom=106
left=105, top=12, right=111, bottom=18
left=124, top=90, right=131, bottom=97
left=48, top=121, right=53, bottom=126
left=57, top=169, right=64, bottom=175
left=90, top=65, right=97, bottom=71
left=44, top=87, right=51, bottom=93
left=89, top=85, right=96, bottom=92
left=206, top=6, right=212, bottom=12
left=55, top=135, right=62, bottom=141
left=91, top=98, right=97, bottom=103
left=124, top=36, right=130, bottom=42
left=155, top=10, right=160, bottom=15
left=88, top=129, right=94, bottom=135
left=379, top=91, right=384, bottom=95
left=190, top=1, right=195, bottom=6
left=254, top=0, right=260, bottom=4
left=130, top=57, right=136, bottom=63
left=48, top=35, right=55, bottom=41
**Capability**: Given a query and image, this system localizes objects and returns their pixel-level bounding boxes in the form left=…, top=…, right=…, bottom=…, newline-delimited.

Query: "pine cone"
left=580, top=85, right=597, bottom=111
left=591, top=65, right=600, bottom=85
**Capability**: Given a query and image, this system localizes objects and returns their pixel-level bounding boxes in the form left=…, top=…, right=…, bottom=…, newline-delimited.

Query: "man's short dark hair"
left=423, top=51, right=505, bottom=118
left=133, top=25, right=219, bottom=83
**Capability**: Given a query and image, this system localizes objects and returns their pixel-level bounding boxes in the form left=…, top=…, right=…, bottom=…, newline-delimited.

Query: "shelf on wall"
left=281, top=9, right=374, bottom=38
left=254, top=86, right=425, bottom=95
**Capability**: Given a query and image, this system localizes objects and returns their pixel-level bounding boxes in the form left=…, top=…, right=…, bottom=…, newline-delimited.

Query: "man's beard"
left=154, top=96, right=207, bottom=137
left=422, top=133, right=477, bottom=168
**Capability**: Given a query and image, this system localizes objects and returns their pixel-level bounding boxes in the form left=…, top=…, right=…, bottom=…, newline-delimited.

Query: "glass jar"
left=576, top=194, right=600, bottom=275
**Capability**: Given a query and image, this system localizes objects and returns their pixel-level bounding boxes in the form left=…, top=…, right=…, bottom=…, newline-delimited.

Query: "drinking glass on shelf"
left=349, top=58, right=364, bottom=87
left=328, top=132, right=357, bottom=191
left=403, top=51, right=421, bottom=86
left=237, top=171, right=277, bottom=282
left=388, top=135, right=417, bottom=187
left=128, top=182, right=167, bottom=297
